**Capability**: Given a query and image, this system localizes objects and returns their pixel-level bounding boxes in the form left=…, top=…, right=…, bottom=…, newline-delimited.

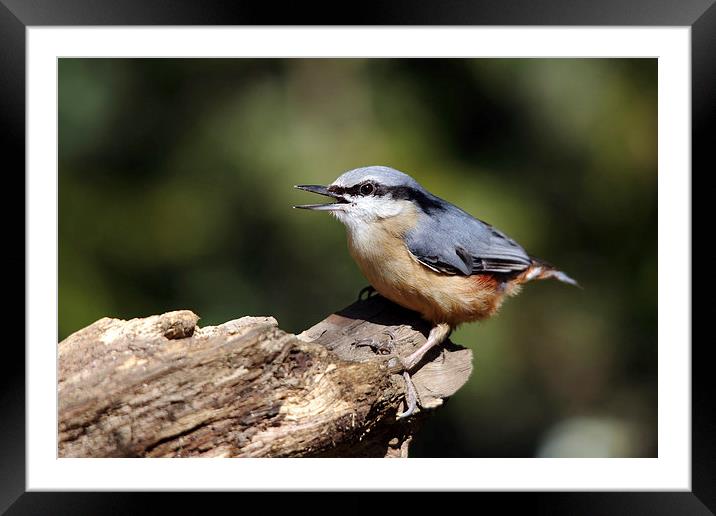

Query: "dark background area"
left=59, top=58, right=657, bottom=458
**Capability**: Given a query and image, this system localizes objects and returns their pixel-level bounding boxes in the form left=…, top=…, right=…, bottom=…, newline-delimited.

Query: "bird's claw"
left=352, top=329, right=420, bottom=418
left=357, top=285, right=378, bottom=302
left=355, top=338, right=394, bottom=355
left=396, top=371, right=419, bottom=419
left=354, top=328, right=397, bottom=356
left=383, top=347, right=419, bottom=374
left=384, top=355, right=408, bottom=374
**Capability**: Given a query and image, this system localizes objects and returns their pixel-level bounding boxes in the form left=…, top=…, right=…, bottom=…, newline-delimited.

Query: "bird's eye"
left=360, top=183, right=374, bottom=196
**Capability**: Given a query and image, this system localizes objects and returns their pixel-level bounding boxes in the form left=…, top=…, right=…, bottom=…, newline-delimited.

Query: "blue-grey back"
left=405, top=189, right=532, bottom=276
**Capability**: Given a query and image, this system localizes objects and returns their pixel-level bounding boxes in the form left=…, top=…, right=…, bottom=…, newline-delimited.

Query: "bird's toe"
left=357, top=285, right=378, bottom=302
left=396, top=371, right=420, bottom=419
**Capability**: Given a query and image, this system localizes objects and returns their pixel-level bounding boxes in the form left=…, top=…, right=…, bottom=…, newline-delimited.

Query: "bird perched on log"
left=295, top=166, right=577, bottom=418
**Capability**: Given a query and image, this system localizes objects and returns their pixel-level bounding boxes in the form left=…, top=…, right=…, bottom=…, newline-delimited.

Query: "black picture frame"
left=4, top=1, right=713, bottom=513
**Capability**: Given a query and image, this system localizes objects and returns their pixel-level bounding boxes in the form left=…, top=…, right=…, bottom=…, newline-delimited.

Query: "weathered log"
left=58, top=296, right=473, bottom=458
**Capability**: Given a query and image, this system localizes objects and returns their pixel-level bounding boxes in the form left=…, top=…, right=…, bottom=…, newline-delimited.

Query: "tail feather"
left=519, top=259, right=581, bottom=288
left=544, top=268, right=581, bottom=288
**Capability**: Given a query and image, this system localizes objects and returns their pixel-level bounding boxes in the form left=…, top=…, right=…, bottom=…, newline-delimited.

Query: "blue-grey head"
left=294, top=166, right=443, bottom=230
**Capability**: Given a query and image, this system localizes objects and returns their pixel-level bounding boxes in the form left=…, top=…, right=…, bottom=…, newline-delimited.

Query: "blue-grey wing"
left=405, top=206, right=532, bottom=276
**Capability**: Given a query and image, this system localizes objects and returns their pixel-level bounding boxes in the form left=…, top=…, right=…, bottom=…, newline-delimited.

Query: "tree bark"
left=58, top=296, right=473, bottom=458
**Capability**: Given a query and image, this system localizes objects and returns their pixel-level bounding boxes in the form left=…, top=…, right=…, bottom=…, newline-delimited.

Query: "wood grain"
left=58, top=296, right=473, bottom=458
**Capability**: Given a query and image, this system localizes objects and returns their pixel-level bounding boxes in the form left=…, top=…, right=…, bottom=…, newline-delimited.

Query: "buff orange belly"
left=348, top=235, right=507, bottom=326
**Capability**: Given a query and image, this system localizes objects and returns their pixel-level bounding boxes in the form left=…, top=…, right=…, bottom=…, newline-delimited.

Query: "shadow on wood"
left=58, top=296, right=473, bottom=458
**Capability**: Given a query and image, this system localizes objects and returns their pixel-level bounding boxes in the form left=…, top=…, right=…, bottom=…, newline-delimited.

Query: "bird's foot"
left=354, top=328, right=396, bottom=356
left=383, top=352, right=422, bottom=375
left=352, top=329, right=422, bottom=419
left=386, top=323, right=451, bottom=374
left=383, top=355, right=407, bottom=374
left=396, top=371, right=420, bottom=419
left=357, top=285, right=378, bottom=302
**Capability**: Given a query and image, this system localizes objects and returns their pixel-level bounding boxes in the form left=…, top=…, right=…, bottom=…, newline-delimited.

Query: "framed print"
left=5, top=0, right=714, bottom=513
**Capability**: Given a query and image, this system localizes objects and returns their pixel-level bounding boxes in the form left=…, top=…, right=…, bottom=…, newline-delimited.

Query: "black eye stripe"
left=381, top=185, right=445, bottom=214
left=328, top=182, right=373, bottom=197
left=328, top=183, right=444, bottom=213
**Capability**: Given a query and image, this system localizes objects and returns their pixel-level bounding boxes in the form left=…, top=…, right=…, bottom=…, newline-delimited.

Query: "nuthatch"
left=295, top=166, right=577, bottom=418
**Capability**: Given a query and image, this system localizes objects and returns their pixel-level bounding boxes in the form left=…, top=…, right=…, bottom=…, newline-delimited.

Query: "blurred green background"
left=59, top=58, right=657, bottom=458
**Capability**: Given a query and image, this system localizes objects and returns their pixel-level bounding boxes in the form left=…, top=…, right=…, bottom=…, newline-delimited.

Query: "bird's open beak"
left=293, top=184, right=348, bottom=211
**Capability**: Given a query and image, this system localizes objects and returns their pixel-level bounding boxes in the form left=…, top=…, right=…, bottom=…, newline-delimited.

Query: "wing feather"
left=406, top=203, right=532, bottom=276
